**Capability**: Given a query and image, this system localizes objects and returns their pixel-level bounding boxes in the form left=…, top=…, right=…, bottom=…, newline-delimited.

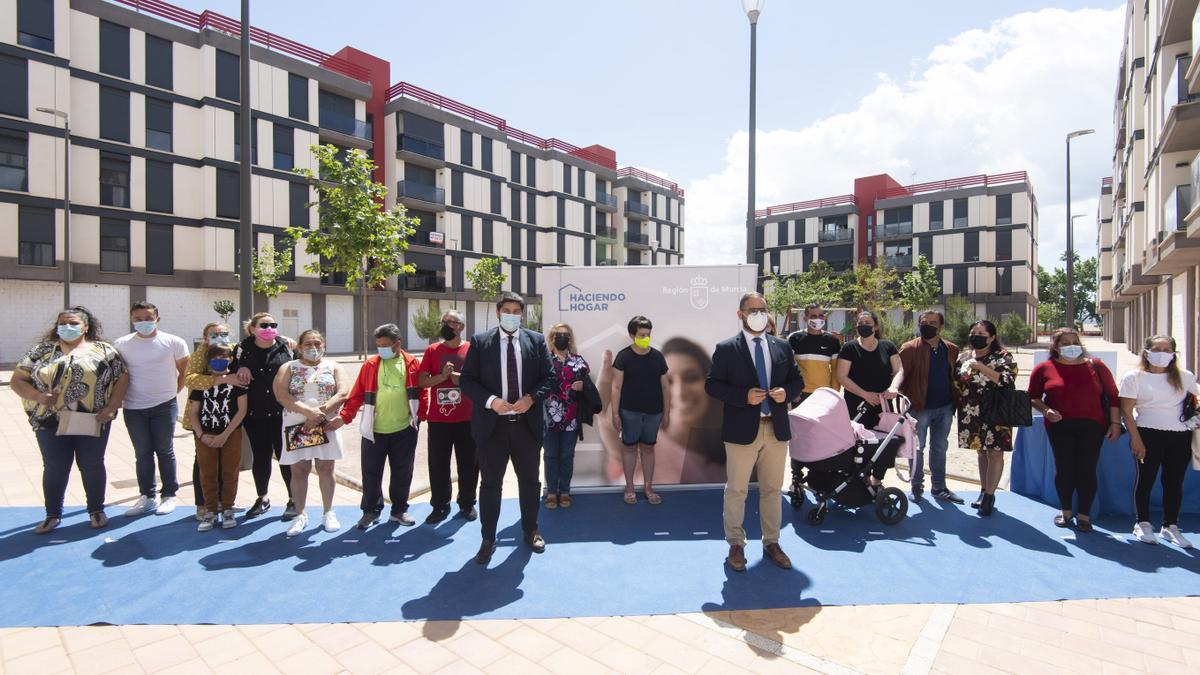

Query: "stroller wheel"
left=806, top=504, right=826, bottom=526
left=874, top=487, right=908, bottom=525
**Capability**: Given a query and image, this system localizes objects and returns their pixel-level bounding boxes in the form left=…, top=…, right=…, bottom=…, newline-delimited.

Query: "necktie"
left=753, top=337, right=769, bottom=416
left=506, top=335, right=519, bottom=404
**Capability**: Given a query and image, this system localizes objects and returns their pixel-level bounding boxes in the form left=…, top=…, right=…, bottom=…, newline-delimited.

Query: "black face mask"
left=919, top=324, right=938, bottom=340
left=856, top=324, right=875, bottom=338
left=969, top=335, right=989, bottom=349
left=553, top=334, right=571, bottom=351
left=440, top=324, right=457, bottom=341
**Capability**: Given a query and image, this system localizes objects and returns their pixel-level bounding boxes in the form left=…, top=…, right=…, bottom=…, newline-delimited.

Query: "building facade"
left=0, top=0, right=684, bottom=363
left=754, top=171, right=1039, bottom=327
left=1100, top=0, right=1200, bottom=373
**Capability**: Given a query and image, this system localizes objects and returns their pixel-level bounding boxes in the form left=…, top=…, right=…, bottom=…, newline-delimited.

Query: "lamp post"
left=37, top=107, right=70, bottom=307
left=448, top=239, right=459, bottom=310
left=238, top=0, right=254, bottom=320
left=743, top=0, right=765, bottom=269
left=1065, top=128, right=1094, bottom=330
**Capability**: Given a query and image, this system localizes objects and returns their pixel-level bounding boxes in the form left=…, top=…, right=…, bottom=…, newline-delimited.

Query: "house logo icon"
left=557, top=283, right=583, bottom=313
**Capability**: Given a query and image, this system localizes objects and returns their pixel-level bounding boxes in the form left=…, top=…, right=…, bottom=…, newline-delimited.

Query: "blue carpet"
left=1, top=490, right=1198, bottom=627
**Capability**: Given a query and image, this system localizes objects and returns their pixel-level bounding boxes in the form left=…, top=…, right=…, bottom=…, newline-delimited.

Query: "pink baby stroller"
left=787, top=387, right=915, bottom=526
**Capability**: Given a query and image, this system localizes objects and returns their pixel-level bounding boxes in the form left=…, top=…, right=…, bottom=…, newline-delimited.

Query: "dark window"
left=527, top=266, right=536, bottom=296
left=511, top=226, right=521, bottom=259
left=996, top=229, right=1012, bottom=261
left=145, top=97, right=172, bottom=151
left=997, top=267, right=1012, bottom=296
left=99, top=86, right=130, bottom=143
left=215, top=50, right=239, bottom=102
left=557, top=232, right=566, bottom=263
left=288, top=73, right=308, bottom=121
left=461, top=215, right=473, bottom=251
left=557, top=197, right=566, bottom=227
left=452, top=255, right=464, bottom=292
left=526, top=230, right=536, bottom=260
left=526, top=156, right=536, bottom=187
left=754, top=225, right=764, bottom=250
left=510, top=150, right=521, bottom=183
left=18, top=205, right=54, bottom=266
left=145, top=159, right=173, bottom=212
left=919, top=236, right=933, bottom=263
left=482, top=219, right=494, bottom=253
left=953, top=267, right=968, bottom=296
left=526, top=192, right=537, bottom=224
left=17, top=0, right=54, bottom=52
left=319, top=254, right=347, bottom=286
left=145, top=35, right=172, bottom=89
left=233, top=113, right=257, bottom=164
left=99, top=153, right=130, bottom=207
left=953, top=198, right=968, bottom=228
left=481, top=138, right=493, bottom=172
left=273, top=123, right=293, bottom=170
left=793, top=219, right=804, bottom=243
left=510, top=189, right=522, bottom=222
left=583, top=205, right=592, bottom=233
left=408, top=209, right=436, bottom=231
left=145, top=223, right=173, bottom=275
left=99, top=218, right=130, bottom=272
left=577, top=169, right=587, bottom=198
left=652, top=195, right=658, bottom=218
left=401, top=111, right=442, bottom=143
left=964, top=231, right=979, bottom=262
left=276, top=237, right=295, bottom=281
left=511, top=262, right=521, bottom=294
left=777, top=220, right=788, bottom=246
left=404, top=164, right=435, bottom=185
left=216, top=168, right=239, bottom=218
left=450, top=170, right=463, bottom=207
left=0, top=56, right=28, bottom=117
left=563, top=164, right=572, bottom=194
left=929, top=200, right=944, bottom=230
left=996, top=193, right=1012, bottom=225
left=290, top=182, right=309, bottom=229
left=801, top=247, right=812, bottom=271
left=98, top=20, right=129, bottom=78
left=460, top=129, right=472, bottom=166
left=598, top=210, right=607, bottom=228
left=0, top=131, right=28, bottom=191
left=490, top=180, right=502, bottom=214
left=584, top=238, right=592, bottom=265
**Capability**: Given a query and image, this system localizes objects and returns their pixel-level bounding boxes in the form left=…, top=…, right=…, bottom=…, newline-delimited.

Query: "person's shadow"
left=0, top=509, right=142, bottom=563
left=700, top=564, right=819, bottom=652
left=90, top=513, right=276, bottom=567
left=1065, top=523, right=1200, bottom=573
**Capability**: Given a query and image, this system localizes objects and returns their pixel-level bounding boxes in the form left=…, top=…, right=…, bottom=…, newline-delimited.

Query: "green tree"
left=212, top=300, right=235, bottom=324
left=289, top=144, right=417, bottom=358
left=943, top=294, right=976, bottom=347
left=465, top=257, right=507, bottom=329
left=411, top=300, right=442, bottom=342
left=1036, top=253, right=1099, bottom=331
left=898, top=255, right=942, bottom=313
left=763, top=272, right=798, bottom=329
left=247, top=245, right=292, bottom=299
left=792, top=260, right=849, bottom=310
left=997, top=312, right=1033, bottom=346
left=845, top=261, right=899, bottom=312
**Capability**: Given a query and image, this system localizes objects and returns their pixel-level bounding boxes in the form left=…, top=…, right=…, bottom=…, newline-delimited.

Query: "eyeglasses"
left=258, top=323, right=278, bottom=329
left=207, top=332, right=230, bottom=339
left=442, top=321, right=463, bottom=327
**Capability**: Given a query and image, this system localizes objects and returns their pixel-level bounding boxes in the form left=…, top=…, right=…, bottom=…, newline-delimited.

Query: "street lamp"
left=448, top=239, right=459, bottom=311
left=37, top=107, right=70, bottom=307
left=1065, top=128, right=1094, bottom=330
left=743, top=0, right=765, bottom=269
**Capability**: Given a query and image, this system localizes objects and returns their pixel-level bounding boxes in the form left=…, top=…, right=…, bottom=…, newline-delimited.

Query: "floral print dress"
left=18, top=341, right=127, bottom=431
left=545, top=354, right=589, bottom=433
left=953, top=348, right=1018, bottom=452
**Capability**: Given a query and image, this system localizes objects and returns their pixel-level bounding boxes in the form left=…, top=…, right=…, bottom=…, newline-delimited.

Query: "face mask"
left=919, top=324, right=939, bottom=340
left=633, top=336, right=651, bottom=349
left=1059, top=345, right=1084, bottom=360
left=499, top=314, right=521, bottom=333
left=377, top=345, right=395, bottom=360
left=553, top=334, right=571, bottom=351
left=856, top=324, right=875, bottom=338
left=745, top=311, right=769, bottom=333
left=302, top=348, right=323, bottom=362
left=208, top=358, right=231, bottom=372
left=807, top=318, right=825, bottom=331
left=440, top=324, right=457, bottom=341
left=969, top=335, right=989, bottom=349
left=209, top=334, right=232, bottom=346
left=1146, top=351, right=1175, bottom=368
left=133, top=320, right=157, bottom=336
left=257, top=327, right=279, bottom=341
left=57, top=324, right=83, bottom=341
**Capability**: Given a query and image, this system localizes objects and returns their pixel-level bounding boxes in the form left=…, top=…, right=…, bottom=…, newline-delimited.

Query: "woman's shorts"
left=619, top=409, right=663, bottom=446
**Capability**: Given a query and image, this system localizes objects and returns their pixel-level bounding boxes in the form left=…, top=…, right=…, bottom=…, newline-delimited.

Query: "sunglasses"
left=207, top=332, right=230, bottom=339
left=552, top=333, right=571, bottom=339
left=258, top=323, right=278, bottom=329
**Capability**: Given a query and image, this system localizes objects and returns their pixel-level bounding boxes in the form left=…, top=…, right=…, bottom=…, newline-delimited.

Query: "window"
left=652, top=194, right=658, bottom=218
left=288, top=73, right=308, bottom=121
left=145, top=159, right=173, bottom=212
left=461, top=215, right=473, bottom=251
left=793, top=219, right=804, bottom=244
left=145, top=223, right=173, bottom=275
left=145, top=35, right=172, bottom=89
left=510, top=188, right=522, bottom=222
left=953, top=267, right=968, bottom=296
left=273, top=123, right=293, bottom=170
left=450, top=170, right=463, bottom=207
left=319, top=254, right=346, bottom=286
left=577, top=169, right=587, bottom=198
left=290, top=182, right=309, bottom=229
left=490, top=180, right=502, bottom=214
left=511, top=262, right=521, bottom=293
left=216, top=168, right=239, bottom=218
left=527, top=230, right=537, bottom=261
left=997, top=267, right=1012, bottom=296
left=99, top=219, right=130, bottom=272
left=481, top=138, right=493, bottom=172
left=17, top=0, right=54, bottom=52
left=276, top=238, right=295, bottom=281
left=996, top=229, right=1012, bottom=261
left=556, top=232, right=567, bottom=264
left=510, top=150, right=521, bottom=183
left=557, top=197, right=566, bottom=227
left=18, top=205, right=54, bottom=266
left=0, top=131, right=28, bottom=191
left=754, top=225, right=764, bottom=249
left=526, top=156, right=536, bottom=187
left=482, top=219, right=494, bottom=253
left=99, top=21, right=129, bottom=78
left=526, top=192, right=537, bottom=224
left=666, top=198, right=672, bottom=221
left=996, top=193, right=1012, bottom=225
left=584, top=205, right=592, bottom=232
left=460, top=129, right=472, bottom=166
left=99, top=153, right=130, bottom=207
left=919, top=236, right=933, bottom=263
left=145, top=97, right=172, bottom=151
left=527, top=266, right=536, bottom=296
left=563, top=164, right=572, bottom=194
left=952, top=198, right=968, bottom=228
left=0, top=56, right=27, bottom=117
left=929, top=201, right=944, bottom=230
left=584, top=239, right=592, bottom=265
left=511, top=227, right=522, bottom=259
left=233, top=114, right=257, bottom=164
left=215, top=50, right=239, bottom=102
left=964, top=231, right=979, bottom=262
left=802, top=247, right=812, bottom=271
left=777, top=220, right=788, bottom=246
left=99, top=86, right=130, bottom=143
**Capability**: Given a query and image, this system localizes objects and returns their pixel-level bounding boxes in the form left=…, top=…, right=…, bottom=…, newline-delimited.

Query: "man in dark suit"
left=460, top=292, right=557, bottom=564
left=705, top=292, right=804, bottom=572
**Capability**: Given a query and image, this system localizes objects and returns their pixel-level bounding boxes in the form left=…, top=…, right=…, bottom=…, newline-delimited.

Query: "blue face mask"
left=377, top=345, right=396, bottom=360
left=133, top=320, right=157, bottom=336
left=499, top=313, right=521, bottom=333
left=1059, top=345, right=1084, bottom=360
left=57, top=324, right=84, bottom=341
left=208, top=358, right=231, bottom=373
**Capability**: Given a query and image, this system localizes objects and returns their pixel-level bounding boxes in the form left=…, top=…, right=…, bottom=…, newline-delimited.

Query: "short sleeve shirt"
left=419, top=342, right=473, bottom=423
left=612, top=346, right=669, bottom=414
left=18, top=340, right=128, bottom=430
left=838, top=339, right=899, bottom=416
left=113, top=331, right=190, bottom=409
left=189, top=384, right=246, bottom=434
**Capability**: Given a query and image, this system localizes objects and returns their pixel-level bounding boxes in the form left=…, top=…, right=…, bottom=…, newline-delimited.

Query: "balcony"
left=1148, top=184, right=1200, bottom=274
left=818, top=228, right=853, bottom=243
left=1160, top=0, right=1199, bottom=51
left=625, top=231, right=651, bottom=249
left=624, top=200, right=650, bottom=220
left=408, top=228, right=445, bottom=248
left=595, top=225, right=617, bottom=241
left=396, top=181, right=446, bottom=211
left=1159, top=55, right=1200, bottom=154
left=318, top=108, right=372, bottom=144
left=403, top=274, right=446, bottom=293
left=883, top=255, right=913, bottom=269
left=1115, top=263, right=1163, bottom=298
left=875, top=222, right=913, bottom=240
left=397, top=134, right=446, bottom=168
left=595, top=192, right=618, bottom=211
left=1189, top=4, right=1200, bottom=93
left=825, top=258, right=853, bottom=272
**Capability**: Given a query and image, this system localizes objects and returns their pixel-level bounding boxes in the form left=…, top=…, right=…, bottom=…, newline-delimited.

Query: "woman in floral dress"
left=543, top=323, right=589, bottom=510
left=953, top=319, right=1017, bottom=517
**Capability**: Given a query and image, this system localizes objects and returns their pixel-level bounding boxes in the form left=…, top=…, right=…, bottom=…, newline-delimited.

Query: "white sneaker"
left=323, top=511, right=340, bottom=533
left=155, top=497, right=178, bottom=515
left=124, top=495, right=156, bottom=517
left=221, top=509, right=237, bottom=529
left=195, top=506, right=208, bottom=522
left=197, top=515, right=215, bottom=532
left=1134, top=521, right=1158, bottom=544
left=286, top=513, right=308, bottom=538
left=1161, top=525, right=1194, bottom=549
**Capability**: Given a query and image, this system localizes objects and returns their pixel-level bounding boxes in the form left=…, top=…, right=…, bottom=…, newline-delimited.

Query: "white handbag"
left=56, top=410, right=101, bottom=437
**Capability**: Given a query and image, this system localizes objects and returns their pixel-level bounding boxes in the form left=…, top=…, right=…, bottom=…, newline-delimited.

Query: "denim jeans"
left=124, top=398, right=179, bottom=498
left=543, top=429, right=579, bottom=495
left=37, top=423, right=111, bottom=517
left=912, top=403, right=953, bottom=492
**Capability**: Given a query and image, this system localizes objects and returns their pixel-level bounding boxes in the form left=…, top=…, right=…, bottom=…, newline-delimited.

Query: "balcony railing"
left=1165, top=54, right=1197, bottom=115
left=818, top=228, right=853, bottom=242
left=825, top=258, right=853, bottom=272
left=1163, top=184, right=1192, bottom=233
left=625, top=200, right=649, bottom=217
left=595, top=225, right=617, bottom=240
left=625, top=231, right=650, bottom=246
left=596, top=258, right=618, bottom=266
left=408, top=228, right=445, bottom=247
left=884, top=255, right=913, bottom=269
left=319, top=108, right=372, bottom=140
left=398, top=134, right=445, bottom=161
left=403, top=274, right=446, bottom=292
left=875, top=222, right=913, bottom=239
left=396, top=181, right=445, bottom=205
left=595, top=192, right=617, bottom=209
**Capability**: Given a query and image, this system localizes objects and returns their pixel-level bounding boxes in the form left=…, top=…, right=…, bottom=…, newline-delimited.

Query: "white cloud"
left=684, top=6, right=1124, bottom=270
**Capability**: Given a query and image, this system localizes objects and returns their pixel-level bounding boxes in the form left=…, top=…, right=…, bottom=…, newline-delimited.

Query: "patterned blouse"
left=545, top=354, right=589, bottom=432
left=286, top=360, right=338, bottom=405
left=953, top=348, right=1018, bottom=453
left=17, top=340, right=128, bottom=431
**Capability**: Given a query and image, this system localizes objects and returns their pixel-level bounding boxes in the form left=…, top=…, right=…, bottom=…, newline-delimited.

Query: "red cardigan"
left=1027, top=358, right=1119, bottom=428
left=340, top=352, right=422, bottom=441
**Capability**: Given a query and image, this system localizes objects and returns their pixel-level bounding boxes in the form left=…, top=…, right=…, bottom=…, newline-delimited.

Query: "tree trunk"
left=359, top=274, right=368, bottom=361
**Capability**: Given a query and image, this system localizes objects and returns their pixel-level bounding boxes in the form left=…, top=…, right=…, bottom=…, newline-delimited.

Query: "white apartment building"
left=0, top=0, right=684, bottom=363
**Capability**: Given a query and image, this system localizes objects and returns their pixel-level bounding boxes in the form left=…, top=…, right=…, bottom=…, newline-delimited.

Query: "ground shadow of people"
left=1064, top=523, right=1200, bottom=574
left=700, top=564, right=819, bottom=654
left=90, top=513, right=275, bottom=567
left=0, top=508, right=143, bottom=562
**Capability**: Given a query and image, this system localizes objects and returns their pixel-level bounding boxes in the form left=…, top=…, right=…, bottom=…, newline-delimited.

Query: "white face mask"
left=1059, top=345, right=1084, bottom=360
left=302, top=348, right=323, bottom=362
left=1146, top=351, right=1175, bottom=368
left=745, top=311, right=769, bottom=333
left=807, top=318, right=825, bottom=331
left=499, top=313, right=521, bottom=333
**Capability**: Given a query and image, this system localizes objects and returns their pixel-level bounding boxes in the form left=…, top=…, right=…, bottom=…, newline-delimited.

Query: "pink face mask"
left=257, top=327, right=278, bottom=341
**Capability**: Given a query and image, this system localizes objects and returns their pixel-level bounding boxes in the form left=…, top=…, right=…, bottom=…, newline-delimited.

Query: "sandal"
left=645, top=492, right=663, bottom=506
left=1076, top=518, right=1093, bottom=533
left=33, top=517, right=60, bottom=535
left=623, top=492, right=637, bottom=505
left=90, top=511, right=109, bottom=529
left=1054, top=514, right=1074, bottom=528
left=558, top=494, right=573, bottom=508
left=544, top=494, right=558, bottom=510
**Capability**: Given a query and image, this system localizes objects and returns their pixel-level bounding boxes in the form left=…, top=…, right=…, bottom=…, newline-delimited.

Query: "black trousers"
left=1134, top=427, right=1192, bottom=526
left=244, top=417, right=291, bottom=499
left=478, top=419, right=541, bottom=541
left=360, top=426, right=418, bottom=516
left=1046, top=418, right=1105, bottom=517
left=427, top=421, right=478, bottom=510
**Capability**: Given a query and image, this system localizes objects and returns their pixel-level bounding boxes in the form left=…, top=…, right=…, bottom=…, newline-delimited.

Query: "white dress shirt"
left=486, top=329, right=524, bottom=414
left=744, top=328, right=773, bottom=417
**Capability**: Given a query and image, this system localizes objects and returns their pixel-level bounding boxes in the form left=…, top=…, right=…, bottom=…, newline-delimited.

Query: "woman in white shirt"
left=1118, top=335, right=1200, bottom=548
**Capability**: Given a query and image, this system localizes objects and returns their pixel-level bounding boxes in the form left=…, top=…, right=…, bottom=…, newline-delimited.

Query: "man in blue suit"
left=705, top=292, right=804, bottom=571
left=460, top=292, right=557, bottom=564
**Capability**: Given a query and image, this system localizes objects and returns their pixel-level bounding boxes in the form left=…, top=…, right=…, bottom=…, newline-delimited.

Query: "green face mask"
left=633, top=336, right=651, bottom=349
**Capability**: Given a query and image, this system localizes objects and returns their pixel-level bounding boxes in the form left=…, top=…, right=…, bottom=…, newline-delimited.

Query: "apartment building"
left=1100, top=0, right=1200, bottom=372
left=754, top=171, right=1039, bottom=327
left=0, top=0, right=684, bottom=362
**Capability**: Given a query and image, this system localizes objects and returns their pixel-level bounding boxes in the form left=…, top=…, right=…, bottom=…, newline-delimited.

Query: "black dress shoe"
left=425, top=505, right=452, bottom=525
left=458, top=506, right=478, bottom=522
left=356, top=512, right=381, bottom=530
left=911, top=487, right=924, bottom=504
left=281, top=500, right=298, bottom=522
left=524, top=530, right=546, bottom=553
left=978, top=493, right=995, bottom=517
left=475, top=539, right=495, bottom=565
left=245, top=496, right=271, bottom=519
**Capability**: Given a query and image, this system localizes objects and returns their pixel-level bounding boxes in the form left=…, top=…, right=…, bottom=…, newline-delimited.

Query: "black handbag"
left=980, top=386, right=1033, bottom=427
left=1087, top=359, right=1126, bottom=435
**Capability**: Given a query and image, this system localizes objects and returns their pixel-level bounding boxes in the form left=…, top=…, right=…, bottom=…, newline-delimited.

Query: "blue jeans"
left=912, top=403, right=953, bottom=492
left=37, top=423, right=111, bottom=517
left=124, top=399, right=179, bottom=499
left=543, top=429, right=579, bottom=495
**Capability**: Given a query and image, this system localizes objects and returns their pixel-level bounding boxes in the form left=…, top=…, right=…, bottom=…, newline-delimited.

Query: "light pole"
left=37, top=107, right=70, bottom=307
left=238, top=0, right=254, bottom=320
left=448, top=239, right=459, bottom=310
left=1065, top=128, right=1094, bottom=330
left=743, top=0, right=765, bottom=269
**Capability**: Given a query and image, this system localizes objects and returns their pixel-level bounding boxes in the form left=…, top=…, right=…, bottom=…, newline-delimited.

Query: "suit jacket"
left=460, top=327, right=557, bottom=443
left=705, top=332, right=805, bottom=445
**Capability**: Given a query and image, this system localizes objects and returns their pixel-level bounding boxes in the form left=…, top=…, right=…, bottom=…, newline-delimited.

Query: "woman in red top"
left=1027, top=328, right=1122, bottom=532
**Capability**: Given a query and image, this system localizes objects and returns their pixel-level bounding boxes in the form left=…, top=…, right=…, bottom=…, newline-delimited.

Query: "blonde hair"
left=245, top=312, right=274, bottom=337
left=1140, top=334, right=1183, bottom=391
left=201, top=322, right=229, bottom=344
left=547, top=323, right=578, bottom=355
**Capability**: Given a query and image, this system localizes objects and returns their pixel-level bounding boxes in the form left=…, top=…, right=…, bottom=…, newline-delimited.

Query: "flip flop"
left=623, top=492, right=637, bottom=505
left=646, top=492, right=663, bottom=506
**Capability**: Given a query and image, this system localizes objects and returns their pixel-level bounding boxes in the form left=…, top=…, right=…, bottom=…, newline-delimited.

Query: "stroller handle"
left=855, top=394, right=913, bottom=416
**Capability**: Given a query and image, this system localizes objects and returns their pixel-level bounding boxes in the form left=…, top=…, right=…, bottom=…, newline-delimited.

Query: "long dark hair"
left=1141, top=334, right=1183, bottom=392
left=40, top=306, right=103, bottom=343
left=968, top=320, right=1003, bottom=355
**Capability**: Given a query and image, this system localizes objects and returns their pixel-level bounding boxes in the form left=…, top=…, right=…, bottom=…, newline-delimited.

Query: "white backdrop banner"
left=540, top=264, right=759, bottom=487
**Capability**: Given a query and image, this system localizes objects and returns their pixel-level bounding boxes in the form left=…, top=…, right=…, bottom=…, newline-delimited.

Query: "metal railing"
left=319, top=108, right=372, bottom=140
left=624, top=200, right=650, bottom=217
left=625, top=231, right=650, bottom=246
left=396, top=181, right=445, bottom=205
left=408, top=228, right=445, bottom=247
left=398, top=135, right=445, bottom=161
left=403, top=275, right=446, bottom=292
left=878, top=171, right=1029, bottom=200
left=595, top=225, right=617, bottom=240
left=875, top=222, right=913, bottom=238
left=755, top=194, right=854, bottom=218
left=1164, top=184, right=1191, bottom=233
left=818, top=228, right=853, bottom=242
left=595, top=192, right=617, bottom=209
left=884, top=255, right=913, bottom=268
left=616, top=166, right=684, bottom=197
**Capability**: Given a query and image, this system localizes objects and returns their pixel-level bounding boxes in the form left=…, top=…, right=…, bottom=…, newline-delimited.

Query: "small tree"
left=998, top=312, right=1033, bottom=346
left=793, top=260, right=848, bottom=310
left=845, top=261, right=899, bottom=312
left=213, top=300, right=235, bottom=324
left=247, top=245, right=292, bottom=299
left=942, top=295, right=976, bottom=347
left=412, top=300, right=442, bottom=342
left=899, top=255, right=941, bottom=314
left=763, top=272, right=798, bottom=330
left=465, top=257, right=507, bottom=329
left=522, top=304, right=543, bottom=332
